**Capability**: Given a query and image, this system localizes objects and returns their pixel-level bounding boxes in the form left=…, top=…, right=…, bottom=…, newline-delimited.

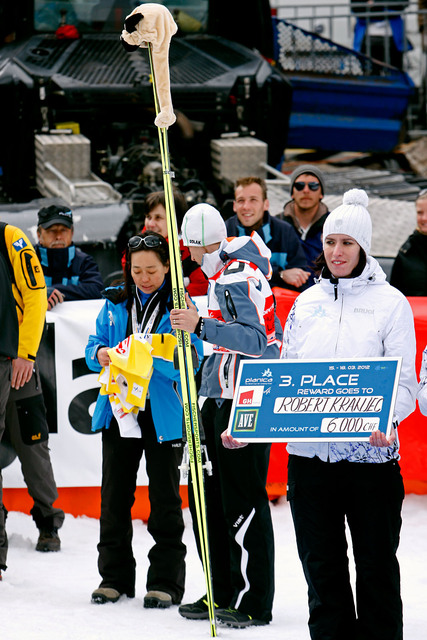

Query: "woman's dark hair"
left=118, top=231, right=170, bottom=308
left=314, top=247, right=367, bottom=279
left=144, top=189, right=188, bottom=231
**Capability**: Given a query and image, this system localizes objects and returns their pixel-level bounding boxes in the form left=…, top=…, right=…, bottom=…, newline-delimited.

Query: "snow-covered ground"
left=2, top=494, right=427, bottom=640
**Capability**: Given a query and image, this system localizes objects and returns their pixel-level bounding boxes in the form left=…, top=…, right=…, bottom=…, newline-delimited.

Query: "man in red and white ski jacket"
left=198, top=234, right=281, bottom=398
left=172, top=203, right=282, bottom=628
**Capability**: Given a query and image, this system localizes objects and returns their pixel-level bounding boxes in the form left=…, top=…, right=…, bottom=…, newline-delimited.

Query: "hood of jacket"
left=218, top=231, right=272, bottom=280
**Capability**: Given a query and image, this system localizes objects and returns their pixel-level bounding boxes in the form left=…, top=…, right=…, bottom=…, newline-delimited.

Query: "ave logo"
left=233, top=409, right=258, bottom=433
left=237, top=386, right=264, bottom=407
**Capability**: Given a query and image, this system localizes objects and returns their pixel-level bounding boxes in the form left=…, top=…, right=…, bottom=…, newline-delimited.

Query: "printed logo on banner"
left=237, top=386, right=264, bottom=407
left=244, top=372, right=273, bottom=384
left=233, top=409, right=258, bottom=433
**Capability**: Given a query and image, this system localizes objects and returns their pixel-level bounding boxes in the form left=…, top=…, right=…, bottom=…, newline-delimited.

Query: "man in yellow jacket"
left=0, top=221, right=64, bottom=579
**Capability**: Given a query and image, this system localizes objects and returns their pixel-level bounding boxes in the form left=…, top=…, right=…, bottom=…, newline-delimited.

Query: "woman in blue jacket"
left=85, top=231, right=203, bottom=609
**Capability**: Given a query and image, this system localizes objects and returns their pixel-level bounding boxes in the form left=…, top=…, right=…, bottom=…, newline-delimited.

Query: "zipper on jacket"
left=333, top=291, right=344, bottom=359
left=224, top=354, right=232, bottom=388
left=330, top=276, right=339, bottom=301
left=224, top=289, right=237, bottom=320
left=329, top=278, right=344, bottom=462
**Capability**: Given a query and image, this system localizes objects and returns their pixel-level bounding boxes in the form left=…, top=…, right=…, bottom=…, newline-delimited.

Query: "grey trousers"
left=3, top=362, right=64, bottom=536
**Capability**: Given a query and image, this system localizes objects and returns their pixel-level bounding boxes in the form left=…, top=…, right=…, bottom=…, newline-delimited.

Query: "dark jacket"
left=225, top=211, right=308, bottom=290
left=35, top=244, right=104, bottom=301
left=281, top=200, right=329, bottom=286
left=390, top=230, right=427, bottom=296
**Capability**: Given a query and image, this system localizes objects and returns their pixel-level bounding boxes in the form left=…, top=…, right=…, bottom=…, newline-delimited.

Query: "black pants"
left=287, top=454, right=404, bottom=640
left=98, top=409, right=185, bottom=602
left=188, top=398, right=274, bottom=622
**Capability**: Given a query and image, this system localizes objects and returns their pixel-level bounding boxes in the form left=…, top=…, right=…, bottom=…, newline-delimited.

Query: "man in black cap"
left=280, top=164, right=329, bottom=286
left=35, top=204, right=104, bottom=308
left=0, top=205, right=104, bottom=555
left=0, top=218, right=64, bottom=560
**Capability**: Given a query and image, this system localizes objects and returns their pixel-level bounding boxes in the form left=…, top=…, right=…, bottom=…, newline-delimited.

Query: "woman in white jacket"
left=281, top=189, right=417, bottom=640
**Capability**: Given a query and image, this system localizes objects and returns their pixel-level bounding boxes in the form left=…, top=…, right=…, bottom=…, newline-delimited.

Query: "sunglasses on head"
left=294, top=181, right=321, bottom=192
left=128, top=235, right=163, bottom=249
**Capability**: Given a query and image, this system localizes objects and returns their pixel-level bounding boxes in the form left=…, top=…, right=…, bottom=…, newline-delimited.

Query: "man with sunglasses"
left=281, top=164, right=329, bottom=286
left=226, top=176, right=310, bottom=291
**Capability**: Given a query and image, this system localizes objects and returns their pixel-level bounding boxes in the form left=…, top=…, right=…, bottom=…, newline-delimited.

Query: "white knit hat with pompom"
left=322, top=188, right=372, bottom=255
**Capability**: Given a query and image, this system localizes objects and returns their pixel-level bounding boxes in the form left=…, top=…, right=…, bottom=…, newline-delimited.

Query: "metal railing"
left=272, top=16, right=406, bottom=78
left=271, top=1, right=427, bottom=129
left=272, top=2, right=426, bottom=75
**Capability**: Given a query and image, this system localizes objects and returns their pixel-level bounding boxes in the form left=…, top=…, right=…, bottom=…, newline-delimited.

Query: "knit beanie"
left=289, top=164, right=325, bottom=196
left=181, top=203, right=227, bottom=247
left=322, top=189, right=372, bottom=255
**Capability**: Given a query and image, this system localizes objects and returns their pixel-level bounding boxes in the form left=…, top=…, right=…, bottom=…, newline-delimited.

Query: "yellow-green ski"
left=147, top=44, right=217, bottom=638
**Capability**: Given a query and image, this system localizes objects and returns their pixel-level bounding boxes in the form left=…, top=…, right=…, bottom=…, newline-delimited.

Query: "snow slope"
left=2, top=495, right=427, bottom=640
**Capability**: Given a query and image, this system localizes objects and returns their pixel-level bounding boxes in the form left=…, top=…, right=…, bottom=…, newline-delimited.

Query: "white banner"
left=4, top=300, right=105, bottom=488
left=3, top=296, right=209, bottom=489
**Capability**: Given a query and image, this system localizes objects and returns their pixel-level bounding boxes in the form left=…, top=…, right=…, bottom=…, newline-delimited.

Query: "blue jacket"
left=35, top=243, right=104, bottom=301
left=85, top=286, right=204, bottom=442
left=226, top=211, right=308, bottom=290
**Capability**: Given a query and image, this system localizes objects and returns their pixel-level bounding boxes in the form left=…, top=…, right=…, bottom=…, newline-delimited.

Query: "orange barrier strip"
left=4, top=486, right=190, bottom=523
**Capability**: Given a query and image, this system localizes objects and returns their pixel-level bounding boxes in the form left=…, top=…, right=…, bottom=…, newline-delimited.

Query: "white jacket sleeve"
left=417, top=347, right=427, bottom=416
left=280, top=301, right=299, bottom=360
